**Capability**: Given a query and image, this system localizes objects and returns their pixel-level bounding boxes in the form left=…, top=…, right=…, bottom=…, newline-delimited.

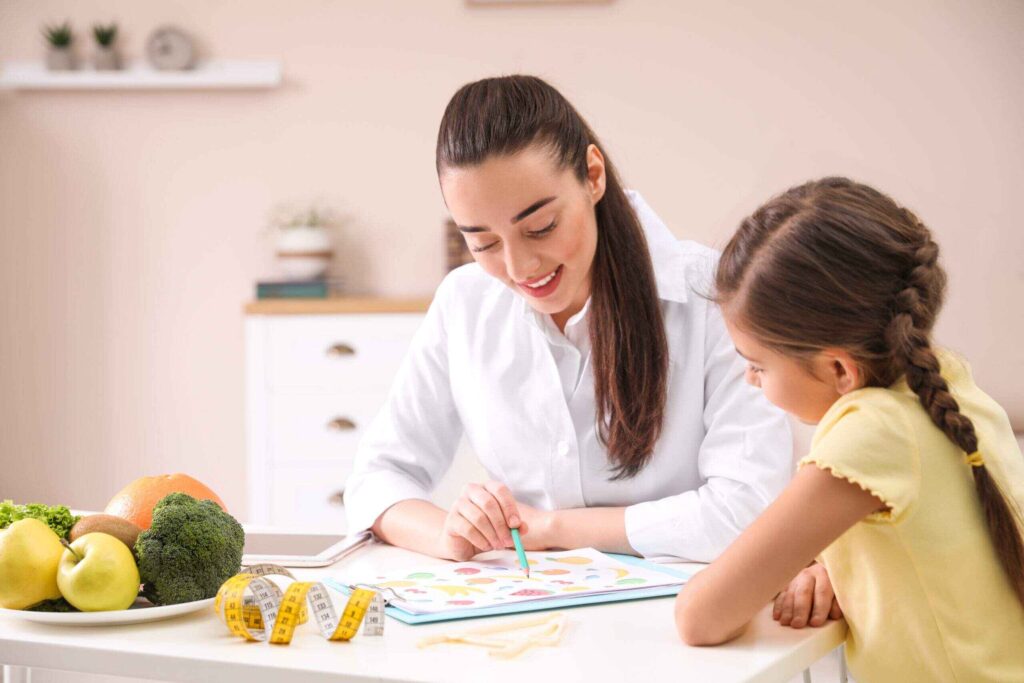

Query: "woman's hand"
left=514, top=502, right=558, bottom=550
left=772, top=562, right=843, bottom=629
left=437, top=481, right=525, bottom=561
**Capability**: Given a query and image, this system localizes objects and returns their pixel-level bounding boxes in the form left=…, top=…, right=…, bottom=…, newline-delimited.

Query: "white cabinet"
left=246, top=311, right=424, bottom=531
left=246, top=305, right=487, bottom=532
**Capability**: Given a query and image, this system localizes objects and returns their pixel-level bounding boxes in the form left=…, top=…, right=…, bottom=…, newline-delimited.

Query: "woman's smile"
left=517, top=265, right=563, bottom=298
left=439, top=145, right=598, bottom=329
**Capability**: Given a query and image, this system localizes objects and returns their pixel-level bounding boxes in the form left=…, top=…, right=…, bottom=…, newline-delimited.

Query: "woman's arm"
left=375, top=483, right=523, bottom=561
left=374, top=485, right=638, bottom=560
left=344, top=277, right=462, bottom=537
left=373, top=499, right=451, bottom=557
left=527, top=505, right=636, bottom=555
left=624, top=291, right=794, bottom=562
left=674, top=465, right=883, bottom=646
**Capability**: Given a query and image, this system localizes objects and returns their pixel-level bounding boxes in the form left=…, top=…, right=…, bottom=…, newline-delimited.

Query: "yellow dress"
left=800, top=351, right=1024, bottom=682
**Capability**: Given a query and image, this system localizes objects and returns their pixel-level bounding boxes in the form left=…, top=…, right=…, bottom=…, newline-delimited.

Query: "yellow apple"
left=57, top=532, right=141, bottom=611
left=0, top=518, right=65, bottom=609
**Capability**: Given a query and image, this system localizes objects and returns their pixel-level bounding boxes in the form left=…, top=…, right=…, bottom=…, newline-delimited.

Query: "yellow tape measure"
left=215, top=563, right=384, bottom=644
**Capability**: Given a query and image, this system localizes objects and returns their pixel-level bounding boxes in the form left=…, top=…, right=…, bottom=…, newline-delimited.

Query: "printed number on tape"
left=215, top=563, right=384, bottom=644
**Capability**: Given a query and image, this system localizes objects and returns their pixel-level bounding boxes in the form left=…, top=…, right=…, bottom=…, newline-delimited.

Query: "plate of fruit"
left=0, top=474, right=244, bottom=626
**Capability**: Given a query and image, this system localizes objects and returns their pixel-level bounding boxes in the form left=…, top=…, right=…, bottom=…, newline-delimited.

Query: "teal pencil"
left=510, top=528, right=530, bottom=577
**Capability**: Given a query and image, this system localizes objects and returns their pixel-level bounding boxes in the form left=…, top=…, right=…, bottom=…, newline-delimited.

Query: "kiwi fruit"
left=69, top=514, right=143, bottom=551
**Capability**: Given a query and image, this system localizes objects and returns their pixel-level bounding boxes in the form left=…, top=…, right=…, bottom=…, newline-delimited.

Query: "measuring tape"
left=215, top=563, right=384, bottom=644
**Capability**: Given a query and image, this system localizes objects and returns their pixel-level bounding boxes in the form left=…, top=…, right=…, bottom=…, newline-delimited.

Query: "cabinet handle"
left=326, top=343, right=356, bottom=357
left=327, top=489, right=345, bottom=506
left=327, top=417, right=357, bottom=431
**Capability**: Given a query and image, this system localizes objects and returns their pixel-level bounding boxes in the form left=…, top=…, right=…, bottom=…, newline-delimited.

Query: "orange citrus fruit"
left=104, top=473, right=227, bottom=530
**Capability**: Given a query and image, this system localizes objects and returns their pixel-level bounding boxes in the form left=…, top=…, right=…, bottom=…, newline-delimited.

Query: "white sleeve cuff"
left=625, top=493, right=718, bottom=562
left=624, top=475, right=777, bottom=562
left=344, top=470, right=433, bottom=535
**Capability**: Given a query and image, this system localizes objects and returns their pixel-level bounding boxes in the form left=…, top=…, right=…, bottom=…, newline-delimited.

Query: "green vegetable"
left=135, top=492, right=244, bottom=605
left=28, top=598, right=79, bottom=613
left=0, top=500, right=79, bottom=539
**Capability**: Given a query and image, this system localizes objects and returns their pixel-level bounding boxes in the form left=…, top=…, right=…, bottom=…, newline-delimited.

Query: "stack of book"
left=445, top=218, right=474, bottom=272
left=255, top=277, right=344, bottom=299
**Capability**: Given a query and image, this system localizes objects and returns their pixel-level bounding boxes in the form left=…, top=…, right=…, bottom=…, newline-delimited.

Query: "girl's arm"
left=674, top=465, right=883, bottom=645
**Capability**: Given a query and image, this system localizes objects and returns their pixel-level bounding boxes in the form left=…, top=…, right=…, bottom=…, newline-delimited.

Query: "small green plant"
left=42, top=21, right=73, bottom=48
left=92, top=23, right=118, bottom=47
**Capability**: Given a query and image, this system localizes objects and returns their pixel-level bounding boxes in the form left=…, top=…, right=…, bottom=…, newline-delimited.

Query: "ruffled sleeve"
left=799, top=389, right=920, bottom=523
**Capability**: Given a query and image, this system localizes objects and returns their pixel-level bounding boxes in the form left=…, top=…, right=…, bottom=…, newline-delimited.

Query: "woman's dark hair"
left=715, top=176, right=1024, bottom=605
left=436, top=75, right=668, bottom=479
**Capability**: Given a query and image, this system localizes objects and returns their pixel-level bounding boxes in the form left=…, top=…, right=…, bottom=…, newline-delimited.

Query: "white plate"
left=0, top=597, right=216, bottom=626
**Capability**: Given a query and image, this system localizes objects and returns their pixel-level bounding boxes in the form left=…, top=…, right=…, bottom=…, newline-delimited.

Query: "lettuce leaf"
left=0, top=500, right=79, bottom=539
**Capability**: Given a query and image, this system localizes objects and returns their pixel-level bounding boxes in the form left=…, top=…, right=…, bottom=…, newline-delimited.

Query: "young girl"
left=344, top=76, right=793, bottom=562
left=674, top=177, right=1024, bottom=680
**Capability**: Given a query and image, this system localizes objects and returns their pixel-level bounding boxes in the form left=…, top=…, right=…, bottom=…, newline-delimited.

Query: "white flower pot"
left=46, top=47, right=76, bottom=71
left=275, top=226, right=333, bottom=281
left=93, top=46, right=121, bottom=71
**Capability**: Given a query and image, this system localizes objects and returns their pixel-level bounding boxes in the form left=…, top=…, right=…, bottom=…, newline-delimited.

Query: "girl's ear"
left=585, top=144, right=607, bottom=204
left=820, top=349, right=865, bottom=395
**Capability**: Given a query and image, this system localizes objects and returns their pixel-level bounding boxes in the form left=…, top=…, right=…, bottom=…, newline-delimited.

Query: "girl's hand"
left=772, top=562, right=843, bottom=628
left=437, top=481, right=524, bottom=561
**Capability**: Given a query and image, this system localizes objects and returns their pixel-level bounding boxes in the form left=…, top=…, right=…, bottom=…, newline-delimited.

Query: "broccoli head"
left=134, top=492, right=245, bottom=605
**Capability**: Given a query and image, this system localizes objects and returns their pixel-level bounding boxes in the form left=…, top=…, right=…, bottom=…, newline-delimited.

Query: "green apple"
left=0, top=518, right=65, bottom=609
left=57, top=532, right=140, bottom=611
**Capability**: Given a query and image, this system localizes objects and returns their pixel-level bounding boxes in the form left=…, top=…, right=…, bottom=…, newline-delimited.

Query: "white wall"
left=1, top=0, right=1021, bottom=514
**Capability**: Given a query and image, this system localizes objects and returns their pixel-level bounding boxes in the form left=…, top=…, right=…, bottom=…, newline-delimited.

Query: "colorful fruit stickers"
left=341, top=548, right=682, bottom=615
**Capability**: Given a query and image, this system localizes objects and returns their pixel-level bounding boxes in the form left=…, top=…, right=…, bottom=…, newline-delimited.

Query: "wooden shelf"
left=0, top=59, right=282, bottom=90
left=245, top=297, right=432, bottom=315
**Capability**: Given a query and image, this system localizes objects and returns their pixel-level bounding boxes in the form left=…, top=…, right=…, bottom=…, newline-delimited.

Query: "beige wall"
left=1, top=0, right=1021, bottom=516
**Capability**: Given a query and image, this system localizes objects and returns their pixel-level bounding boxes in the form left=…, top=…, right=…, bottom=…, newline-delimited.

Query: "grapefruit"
left=104, top=473, right=226, bottom=530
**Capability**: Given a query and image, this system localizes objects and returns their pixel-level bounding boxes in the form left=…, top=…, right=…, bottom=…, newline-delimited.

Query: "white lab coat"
left=345, top=191, right=792, bottom=561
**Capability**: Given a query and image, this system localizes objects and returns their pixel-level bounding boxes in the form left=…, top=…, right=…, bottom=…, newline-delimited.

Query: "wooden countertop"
left=245, top=297, right=432, bottom=315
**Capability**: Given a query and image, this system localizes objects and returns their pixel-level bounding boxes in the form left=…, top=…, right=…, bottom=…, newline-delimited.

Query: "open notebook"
left=324, top=548, right=689, bottom=625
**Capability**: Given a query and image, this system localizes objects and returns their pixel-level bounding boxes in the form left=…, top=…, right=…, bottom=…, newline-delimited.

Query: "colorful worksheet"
left=338, top=548, right=684, bottom=615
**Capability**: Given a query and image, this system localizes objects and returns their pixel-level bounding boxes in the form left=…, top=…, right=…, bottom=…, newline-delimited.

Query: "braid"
left=888, top=314, right=979, bottom=453
left=718, top=177, right=1024, bottom=606
left=887, top=227, right=1024, bottom=605
left=886, top=212, right=971, bottom=446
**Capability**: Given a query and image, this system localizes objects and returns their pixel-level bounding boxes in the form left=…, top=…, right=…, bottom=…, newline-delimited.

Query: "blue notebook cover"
left=323, top=553, right=690, bottom=626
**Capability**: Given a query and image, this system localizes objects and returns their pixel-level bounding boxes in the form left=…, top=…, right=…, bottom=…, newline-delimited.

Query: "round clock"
left=146, top=25, right=195, bottom=71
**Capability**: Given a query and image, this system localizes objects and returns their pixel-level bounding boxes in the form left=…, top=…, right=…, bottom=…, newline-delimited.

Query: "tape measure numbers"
left=215, top=563, right=384, bottom=644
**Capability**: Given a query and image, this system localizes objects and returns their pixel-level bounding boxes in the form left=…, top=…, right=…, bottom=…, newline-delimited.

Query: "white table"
left=0, top=541, right=846, bottom=683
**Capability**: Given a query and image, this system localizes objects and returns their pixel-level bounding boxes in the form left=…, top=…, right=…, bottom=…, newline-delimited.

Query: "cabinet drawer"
left=268, top=393, right=387, bottom=464
left=268, top=464, right=351, bottom=531
left=266, top=314, right=423, bottom=391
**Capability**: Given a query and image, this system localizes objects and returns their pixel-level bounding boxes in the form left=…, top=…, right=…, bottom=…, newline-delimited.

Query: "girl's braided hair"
left=715, top=177, right=1024, bottom=605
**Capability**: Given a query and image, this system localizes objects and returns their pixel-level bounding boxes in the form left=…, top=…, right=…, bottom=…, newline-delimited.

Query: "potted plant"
left=92, top=23, right=120, bottom=71
left=267, top=202, right=338, bottom=281
left=42, top=21, right=75, bottom=71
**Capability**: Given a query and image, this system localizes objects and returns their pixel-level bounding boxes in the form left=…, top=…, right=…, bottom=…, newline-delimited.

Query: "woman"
left=344, top=75, right=792, bottom=562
